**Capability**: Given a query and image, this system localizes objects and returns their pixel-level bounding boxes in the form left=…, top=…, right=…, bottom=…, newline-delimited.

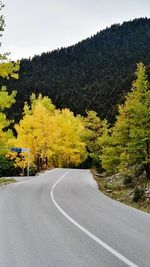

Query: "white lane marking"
left=50, top=171, right=138, bottom=267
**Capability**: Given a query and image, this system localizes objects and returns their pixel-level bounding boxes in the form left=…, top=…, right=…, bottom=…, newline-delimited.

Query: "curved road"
left=0, top=169, right=150, bottom=267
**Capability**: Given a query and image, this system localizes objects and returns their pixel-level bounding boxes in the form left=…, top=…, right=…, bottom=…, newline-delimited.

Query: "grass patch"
left=0, top=178, right=16, bottom=185
left=92, top=169, right=150, bottom=213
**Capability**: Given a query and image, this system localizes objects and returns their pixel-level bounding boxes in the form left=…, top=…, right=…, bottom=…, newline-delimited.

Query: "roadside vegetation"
left=92, top=63, right=150, bottom=213
left=0, top=178, right=16, bottom=185
left=93, top=172, right=150, bottom=213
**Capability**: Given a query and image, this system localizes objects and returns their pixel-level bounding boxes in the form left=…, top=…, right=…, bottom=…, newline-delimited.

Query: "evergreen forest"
left=4, top=17, right=150, bottom=123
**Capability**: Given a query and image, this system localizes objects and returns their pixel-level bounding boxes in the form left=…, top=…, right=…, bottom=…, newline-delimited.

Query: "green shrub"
left=133, top=187, right=144, bottom=202
left=0, top=156, right=21, bottom=177
left=123, top=176, right=132, bottom=185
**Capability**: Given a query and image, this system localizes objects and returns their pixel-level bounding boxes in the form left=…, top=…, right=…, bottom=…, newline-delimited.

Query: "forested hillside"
left=5, top=17, right=150, bottom=122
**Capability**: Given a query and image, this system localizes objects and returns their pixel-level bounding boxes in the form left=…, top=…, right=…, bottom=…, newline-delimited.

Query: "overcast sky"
left=1, top=0, right=150, bottom=61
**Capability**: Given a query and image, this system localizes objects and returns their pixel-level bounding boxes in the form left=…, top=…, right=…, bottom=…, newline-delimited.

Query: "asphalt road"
left=0, top=169, right=150, bottom=267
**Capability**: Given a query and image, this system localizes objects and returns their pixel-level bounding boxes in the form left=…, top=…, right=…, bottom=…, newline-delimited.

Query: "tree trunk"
left=144, top=163, right=150, bottom=179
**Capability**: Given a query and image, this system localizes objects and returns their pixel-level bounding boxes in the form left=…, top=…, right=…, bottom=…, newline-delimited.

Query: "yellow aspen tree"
left=9, top=94, right=55, bottom=170
left=50, top=109, right=87, bottom=167
left=10, top=95, right=87, bottom=170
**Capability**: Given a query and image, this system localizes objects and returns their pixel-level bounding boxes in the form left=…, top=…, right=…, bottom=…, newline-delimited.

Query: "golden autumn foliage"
left=9, top=94, right=87, bottom=170
left=0, top=54, right=19, bottom=79
left=0, top=57, right=18, bottom=148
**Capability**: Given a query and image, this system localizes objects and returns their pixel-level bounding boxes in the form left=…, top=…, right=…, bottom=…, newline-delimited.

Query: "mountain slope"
left=6, top=17, right=150, bottom=121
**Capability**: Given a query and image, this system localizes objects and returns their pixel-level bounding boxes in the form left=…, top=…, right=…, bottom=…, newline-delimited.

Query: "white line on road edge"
left=50, top=171, right=138, bottom=267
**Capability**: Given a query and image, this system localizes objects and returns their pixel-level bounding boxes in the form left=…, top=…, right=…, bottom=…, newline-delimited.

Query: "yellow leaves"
left=0, top=59, right=20, bottom=79
left=0, top=86, right=16, bottom=111
left=0, top=53, right=19, bottom=148
left=29, top=93, right=55, bottom=114
left=46, top=109, right=87, bottom=167
left=13, top=95, right=87, bottom=169
left=0, top=87, right=16, bottom=148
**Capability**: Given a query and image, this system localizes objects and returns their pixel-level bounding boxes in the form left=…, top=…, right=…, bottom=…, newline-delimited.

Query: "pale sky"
left=1, top=0, right=150, bottom=61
